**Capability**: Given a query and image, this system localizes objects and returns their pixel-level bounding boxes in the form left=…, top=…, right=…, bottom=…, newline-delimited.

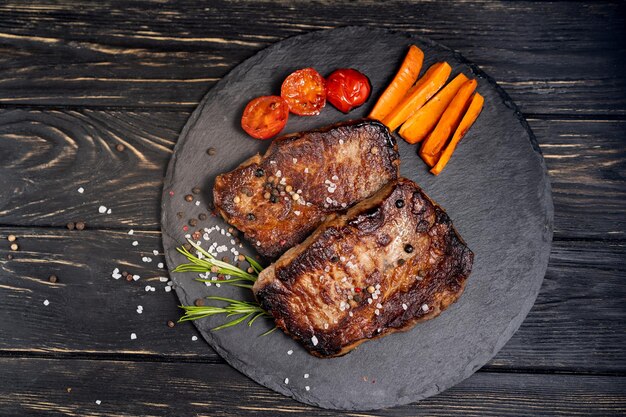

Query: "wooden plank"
left=1, top=229, right=624, bottom=373
left=1, top=109, right=624, bottom=239
left=0, top=357, right=624, bottom=416
left=0, top=1, right=625, bottom=114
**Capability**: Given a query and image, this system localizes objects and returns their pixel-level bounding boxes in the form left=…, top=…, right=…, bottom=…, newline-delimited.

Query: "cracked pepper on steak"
left=253, top=178, right=473, bottom=357
left=213, top=120, right=400, bottom=258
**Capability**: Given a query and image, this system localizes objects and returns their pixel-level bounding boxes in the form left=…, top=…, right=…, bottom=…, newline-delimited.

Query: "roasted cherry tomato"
left=241, top=95, right=289, bottom=140
left=280, top=68, right=326, bottom=116
left=325, top=68, right=371, bottom=113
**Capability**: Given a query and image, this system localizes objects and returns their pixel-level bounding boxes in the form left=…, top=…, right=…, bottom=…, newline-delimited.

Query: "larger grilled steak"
left=213, top=120, right=399, bottom=258
left=253, top=178, right=473, bottom=358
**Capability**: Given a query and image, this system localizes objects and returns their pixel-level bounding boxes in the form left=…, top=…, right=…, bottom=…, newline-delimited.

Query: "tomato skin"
left=281, top=68, right=327, bottom=116
left=325, top=68, right=371, bottom=113
left=241, top=95, right=289, bottom=140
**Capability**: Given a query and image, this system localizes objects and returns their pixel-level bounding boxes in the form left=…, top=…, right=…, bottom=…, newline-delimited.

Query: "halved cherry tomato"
left=280, top=68, right=326, bottom=116
left=241, top=95, right=289, bottom=140
left=325, top=68, right=371, bottom=113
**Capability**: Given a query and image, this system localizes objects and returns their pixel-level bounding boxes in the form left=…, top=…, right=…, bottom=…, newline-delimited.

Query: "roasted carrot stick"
left=419, top=78, right=477, bottom=166
left=399, top=73, right=469, bottom=144
left=382, top=62, right=451, bottom=132
left=369, top=45, right=424, bottom=121
left=431, top=93, right=484, bottom=175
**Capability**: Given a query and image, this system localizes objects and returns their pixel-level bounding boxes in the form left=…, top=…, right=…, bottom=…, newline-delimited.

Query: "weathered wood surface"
left=0, top=1, right=624, bottom=115
left=1, top=358, right=624, bottom=417
left=1, top=229, right=624, bottom=373
left=1, top=110, right=624, bottom=239
left=1, top=0, right=625, bottom=415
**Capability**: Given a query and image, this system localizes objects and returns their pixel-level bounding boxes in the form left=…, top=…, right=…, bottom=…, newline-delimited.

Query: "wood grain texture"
left=2, top=110, right=624, bottom=239
left=0, top=1, right=624, bottom=115
left=1, top=229, right=624, bottom=373
left=1, top=357, right=624, bottom=417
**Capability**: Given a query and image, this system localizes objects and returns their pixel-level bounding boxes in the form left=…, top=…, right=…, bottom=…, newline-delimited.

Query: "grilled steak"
left=213, top=120, right=399, bottom=258
left=253, top=178, right=473, bottom=357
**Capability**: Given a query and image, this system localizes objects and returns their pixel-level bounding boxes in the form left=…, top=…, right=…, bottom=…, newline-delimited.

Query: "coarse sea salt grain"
left=165, top=286, right=171, bottom=292
left=287, top=350, right=293, bottom=355
left=284, top=378, right=289, bottom=385
left=95, top=400, right=101, bottom=405
left=128, top=229, right=134, bottom=235
left=98, top=206, right=107, bottom=214
left=43, top=299, right=50, bottom=306
left=152, top=250, right=159, bottom=256
left=77, top=187, right=84, bottom=194
left=159, top=277, right=168, bottom=282
left=106, top=208, right=112, bottom=214
left=311, top=335, right=318, bottom=346
left=133, top=274, right=140, bottom=281
left=130, top=333, right=137, bottom=340
left=157, top=262, right=164, bottom=268
left=422, top=304, right=429, bottom=312
left=132, top=241, right=138, bottom=246
left=304, top=373, right=309, bottom=379
left=305, top=386, right=310, bottom=391
left=192, top=335, right=198, bottom=341
left=402, top=303, right=408, bottom=310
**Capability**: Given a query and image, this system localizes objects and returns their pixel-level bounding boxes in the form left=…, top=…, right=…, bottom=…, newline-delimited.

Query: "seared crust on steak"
left=213, top=120, right=399, bottom=258
left=253, top=178, right=473, bottom=357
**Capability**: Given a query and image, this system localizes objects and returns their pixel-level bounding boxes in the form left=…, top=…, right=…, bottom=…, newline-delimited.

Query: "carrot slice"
left=382, top=62, right=451, bottom=132
left=431, top=93, right=484, bottom=175
left=399, top=73, right=469, bottom=144
left=419, top=78, right=477, bottom=166
left=368, top=45, right=424, bottom=121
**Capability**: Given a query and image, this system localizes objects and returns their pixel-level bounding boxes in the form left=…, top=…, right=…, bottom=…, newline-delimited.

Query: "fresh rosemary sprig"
left=174, top=239, right=275, bottom=334
left=173, top=238, right=259, bottom=287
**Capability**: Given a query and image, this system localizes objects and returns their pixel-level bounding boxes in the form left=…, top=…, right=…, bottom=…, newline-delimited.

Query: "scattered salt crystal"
left=142, top=257, right=152, bottom=263
left=275, top=170, right=282, bottom=177
left=133, top=275, right=140, bottom=281
left=339, top=139, right=344, bottom=144
left=128, top=229, right=134, bottom=235
left=375, top=309, right=380, bottom=316
left=402, top=303, right=408, bottom=310
left=165, top=286, right=171, bottom=292
left=304, top=168, right=309, bottom=173
left=292, top=158, right=297, bottom=163
left=372, top=293, right=378, bottom=300
left=305, top=386, right=310, bottom=391
left=331, top=175, right=339, bottom=181
left=195, top=201, right=200, bottom=206
left=130, top=333, right=137, bottom=340
left=304, top=373, right=309, bottom=379
left=43, top=299, right=50, bottom=306
left=157, top=262, right=164, bottom=268
left=152, top=250, right=159, bottom=256
left=132, top=241, right=138, bottom=246
left=376, top=303, right=383, bottom=309
left=95, top=400, right=101, bottom=405
left=367, top=298, right=373, bottom=304
left=287, top=350, right=293, bottom=355
left=311, top=335, right=318, bottom=346
left=422, top=304, right=429, bottom=312
left=294, top=210, right=301, bottom=216
left=284, top=378, right=289, bottom=385
left=77, top=187, right=84, bottom=194
left=159, top=277, right=168, bottom=282
left=150, top=287, right=155, bottom=292
left=106, top=208, right=112, bottom=214
left=98, top=206, right=107, bottom=214
left=192, top=336, right=198, bottom=341
left=145, top=285, right=151, bottom=292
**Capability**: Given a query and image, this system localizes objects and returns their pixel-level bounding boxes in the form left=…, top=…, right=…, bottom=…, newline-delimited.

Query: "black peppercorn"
left=75, top=221, right=85, bottom=231
left=397, top=258, right=406, bottom=266
left=247, top=213, right=256, bottom=221
left=206, top=147, right=216, bottom=155
left=184, top=194, right=193, bottom=202
left=49, top=275, right=58, bottom=283
left=198, top=213, right=207, bottom=221
left=116, top=143, right=125, bottom=152
left=192, top=187, right=201, bottom=194
left=270, top=195, right=278, bottom=203
left=395, top=199, right=405, bottom=208
left=194, top=298, right=204, bottom=307
left=66, top=222, right=75, bottom=230
left=183, top=243, right=192, bottom=251
left=255, top=168, right=265, bottom=177
left=188, top=218, right=197, bottom=227
left=167, top=320, right=175, bottom=328
left=330, top=255, right=339, bottom=263
left=404, top=244, right=414, bottom=253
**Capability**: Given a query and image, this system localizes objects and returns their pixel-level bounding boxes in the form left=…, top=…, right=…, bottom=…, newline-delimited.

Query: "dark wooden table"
left=1, top=1, right=625, bottom=415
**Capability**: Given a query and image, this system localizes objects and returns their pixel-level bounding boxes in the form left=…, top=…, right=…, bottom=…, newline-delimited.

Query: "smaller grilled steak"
left=213, top=120, right=399, bottom=258
left=253, top=178, right=473, bottom=358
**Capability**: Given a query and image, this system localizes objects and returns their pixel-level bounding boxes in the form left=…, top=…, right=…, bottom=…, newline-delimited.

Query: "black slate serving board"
left=161, top=27, right=553, bottom=410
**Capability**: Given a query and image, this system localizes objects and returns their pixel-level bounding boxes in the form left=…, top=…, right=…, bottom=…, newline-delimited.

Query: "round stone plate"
left=161, top=26, right=553, bottom=410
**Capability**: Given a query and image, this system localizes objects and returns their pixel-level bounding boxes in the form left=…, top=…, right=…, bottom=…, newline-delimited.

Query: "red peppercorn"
left=183, top=225, right=189, bottom=232
left=355, top=287, right=361, bottom=293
